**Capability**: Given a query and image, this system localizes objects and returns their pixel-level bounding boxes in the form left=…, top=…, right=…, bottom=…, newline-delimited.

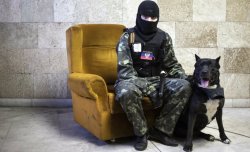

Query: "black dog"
left=174, top=54, right=231, bottom=152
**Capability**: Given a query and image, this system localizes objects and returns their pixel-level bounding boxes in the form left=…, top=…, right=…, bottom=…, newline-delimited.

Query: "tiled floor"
left=0, top=107, right=249, bottom=152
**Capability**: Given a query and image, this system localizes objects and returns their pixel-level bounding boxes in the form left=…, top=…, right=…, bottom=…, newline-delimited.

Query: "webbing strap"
left=129, top=32, right=135, bottom=44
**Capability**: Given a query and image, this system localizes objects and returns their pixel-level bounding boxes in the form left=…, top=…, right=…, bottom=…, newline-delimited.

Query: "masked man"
left=115, top=0, right=192, bottom=151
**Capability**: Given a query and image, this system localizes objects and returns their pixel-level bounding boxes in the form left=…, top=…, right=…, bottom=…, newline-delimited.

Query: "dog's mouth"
left=199, top=78, right=209, bottom=88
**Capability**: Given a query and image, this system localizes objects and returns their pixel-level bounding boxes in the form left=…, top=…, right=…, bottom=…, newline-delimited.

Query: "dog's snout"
left=201, top=71, right=208, bottom=75
left=200, top=65, right=209, bottom=77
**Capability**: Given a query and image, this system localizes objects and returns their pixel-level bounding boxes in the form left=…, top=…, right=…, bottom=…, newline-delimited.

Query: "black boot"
left=148, top=127, right=178, bottom=147
left=134, top=134, right=148, bottom=151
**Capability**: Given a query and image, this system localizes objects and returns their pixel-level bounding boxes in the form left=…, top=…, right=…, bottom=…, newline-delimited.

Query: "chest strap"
left=129, top=32, right=135, bottom=44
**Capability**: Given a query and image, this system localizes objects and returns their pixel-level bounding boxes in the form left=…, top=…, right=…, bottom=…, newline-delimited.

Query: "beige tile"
left=31, top=99, right=72, bottom=107
left=21, top=0, right=54, bottom=22
left=0, top=74, right=33, bottom=98
left=89, top=0, right=123, bottom=23
left=0, top=108, right=44, bottom=121
left=0, top=121, right=11, bottom=139
left=24, top=48, right=67, bottom=74
left=49, top=49, right=68, bottom=73
left=193, top=0, right=226, bottom=21
left=224, top=48, right=250, bottom=74
left=2, top=49, right=24, bottom=74
left=122, top=0, right=142, bottom=27
left=34, top=73, right=68, bottom=98
left=0, top=23, right=38, bottom=49
left=201, top=127, right=250, bottom=148
left=232, top=99, right=250, bottom=108
left=221, top=74, right=250, bottom=99
left=23, top=49, right=35, bottom=74
left=226, top=0, right=250, bottom=21
left=1, top=107, right=250, bottom=152
left=224, top=99, right=232, bottom=108
left=7, top=49, right=24, bottom=73
left=208, top=108, right=250, bottom=137
left=0, top=49, right=9, bottom=73
left=67, top=87, right=72, bottom=98
left=1, top=139, right=50, bottom=152
left=7, top=118, right=59, bottom=139
left=176, top=22, right=217, bottom=48
left=158, top=0, right=192, bottom=21
left=0, top=0, right=21, bottom=22
left=20, top=74, right=34, bottom=98
left=42, top=140, right=93, bottom=152
left=54, top=0, right=89, bottom=22
left=0, top=99, right=32, bottom=106
left=38, top=23, right=72, bottom=49
left=34, top=74, right=51, bottom=98
left=0, top=99, right=71, bottom=107
left=48, top=73, right=68, bottom=98
left=158, top=22, right=175, bottom=46
left=54, top=0, right=75, bottom=22
left=23, top=49, right=51, bottom=74
left=218, top=22, right=250, bottom=48
left=174, top=48, right=198, bottom=74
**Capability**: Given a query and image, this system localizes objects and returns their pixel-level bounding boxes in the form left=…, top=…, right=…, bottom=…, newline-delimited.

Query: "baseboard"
left=0, top=98, right=249, bottom=108
left=224, top=99, right=250, bottom=108
left=0, top=98, right=72, bottom=108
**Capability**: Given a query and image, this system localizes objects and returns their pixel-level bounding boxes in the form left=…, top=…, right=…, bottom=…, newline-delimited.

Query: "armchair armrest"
left=68, top=73, right=110, bottom=112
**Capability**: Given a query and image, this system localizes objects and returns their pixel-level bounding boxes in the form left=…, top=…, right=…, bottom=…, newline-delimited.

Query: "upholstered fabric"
left=67, top=24, right=123, bottom=84
left=82, top=46, right=117, bottom=84
left=66, top=24, right=158, bottom=141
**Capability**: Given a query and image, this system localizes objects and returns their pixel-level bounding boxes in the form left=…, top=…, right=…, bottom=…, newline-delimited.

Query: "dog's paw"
left=222, top=138, right=231, bottom=144
left=220, top=134, right=231, bottom=144
left=208, top=135, right=215, bottom=142
left=183, top=145, right=193, bottom=152
left=200, top=133, right=215, bottom=142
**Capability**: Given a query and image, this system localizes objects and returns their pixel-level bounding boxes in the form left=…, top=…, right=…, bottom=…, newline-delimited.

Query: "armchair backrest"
left=66, top=24, right=125, bottom=84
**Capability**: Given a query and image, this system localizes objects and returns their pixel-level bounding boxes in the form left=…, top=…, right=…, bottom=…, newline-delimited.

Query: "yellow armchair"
left=66, top=24, right=157, bottom=141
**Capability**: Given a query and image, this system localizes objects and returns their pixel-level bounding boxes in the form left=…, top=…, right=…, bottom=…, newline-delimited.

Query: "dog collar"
left=197, top=86, right=225, bottom=100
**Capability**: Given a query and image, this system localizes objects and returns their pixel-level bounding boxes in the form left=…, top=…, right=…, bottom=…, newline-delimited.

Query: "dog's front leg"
left=216, top=107, right=231, bottom=144
left=183, top=111, right=197, bottom=152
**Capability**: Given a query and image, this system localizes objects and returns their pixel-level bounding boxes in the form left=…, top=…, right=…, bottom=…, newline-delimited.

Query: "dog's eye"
left=211, top=68, right=218, bottom=72
left=200, top=61, right=211, bottom=66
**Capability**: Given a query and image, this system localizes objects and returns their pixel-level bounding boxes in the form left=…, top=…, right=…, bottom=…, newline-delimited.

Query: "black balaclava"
left=135, top=0, right=159, bottom=41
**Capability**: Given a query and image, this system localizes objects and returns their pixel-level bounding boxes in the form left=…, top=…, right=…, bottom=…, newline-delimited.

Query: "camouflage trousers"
left=114, top=77, right=192, bottom=137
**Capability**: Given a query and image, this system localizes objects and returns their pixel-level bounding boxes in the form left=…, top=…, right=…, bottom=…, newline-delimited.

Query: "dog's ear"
left=195, top=54, right=200, bottom=61
left=216, top=56, right=221, bottom=63
left=216, top=56, right=221, bottom=69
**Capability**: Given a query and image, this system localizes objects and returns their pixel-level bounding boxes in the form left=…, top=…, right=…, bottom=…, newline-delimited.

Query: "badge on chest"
left=140, top=51, right=154, bottom=60
left=132, top=43, right=142, bottom=52
left=132, top=43, right=155, bottom=61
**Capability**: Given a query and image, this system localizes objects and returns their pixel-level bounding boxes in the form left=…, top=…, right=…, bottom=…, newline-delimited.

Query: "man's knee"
left=118, top=89, right=140, bottom=100
left=115, top=81, right=142, bottom=101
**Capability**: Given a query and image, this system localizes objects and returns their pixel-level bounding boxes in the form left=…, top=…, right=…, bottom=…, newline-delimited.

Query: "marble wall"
left=0, top=0, right=249, bottom=107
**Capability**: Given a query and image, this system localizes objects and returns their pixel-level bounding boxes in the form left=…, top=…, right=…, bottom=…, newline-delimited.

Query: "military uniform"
left=114, top=28, right=192, bottom=137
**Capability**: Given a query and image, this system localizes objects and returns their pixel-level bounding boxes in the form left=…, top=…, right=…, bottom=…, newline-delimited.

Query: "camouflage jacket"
left=116, top=29, right=186, bottom=81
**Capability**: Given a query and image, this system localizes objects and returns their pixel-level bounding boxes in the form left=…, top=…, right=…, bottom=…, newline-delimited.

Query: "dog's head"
left=193, top=54, right=221, bottom=88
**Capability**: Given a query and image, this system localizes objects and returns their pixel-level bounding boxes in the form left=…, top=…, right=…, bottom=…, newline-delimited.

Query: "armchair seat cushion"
left=108, top=92, right=155, bottom=114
